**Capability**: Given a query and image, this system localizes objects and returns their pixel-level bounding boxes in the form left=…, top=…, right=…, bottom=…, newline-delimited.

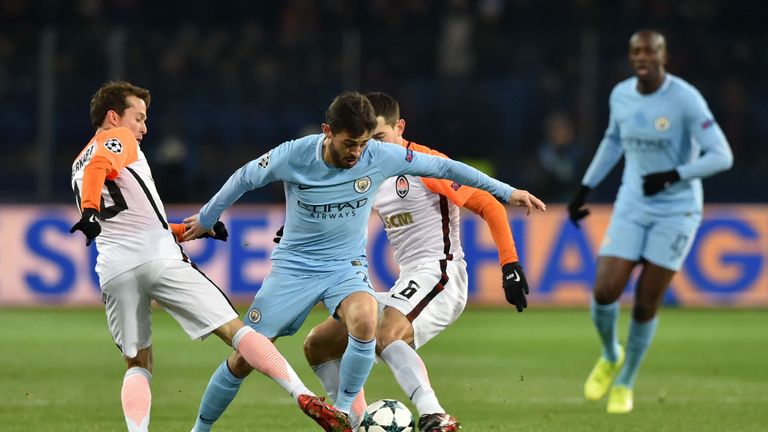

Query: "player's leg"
left=333, top=291, right=378, bottom=415
left=584, top=210, right=645, bottom=401
left=608, top=214, right=697, bottom=413
left=304, top=316, right=350, bottom=403
left=102, top=266, right=154, bottom=432
left=377, top=260, right=466, bottom=432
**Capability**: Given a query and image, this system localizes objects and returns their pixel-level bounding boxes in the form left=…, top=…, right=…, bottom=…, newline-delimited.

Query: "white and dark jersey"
left=374, top=141, right=476, bottom=269
left=71, top=127, right=185, bottom=285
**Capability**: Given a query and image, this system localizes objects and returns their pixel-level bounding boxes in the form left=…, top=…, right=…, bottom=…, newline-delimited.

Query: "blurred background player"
left=300, top=91, right=533, bottom=431
left=567, top=30, right=733, bottom=413
left=70, top=81, right=342, bottom=432
left=183, top=91, right=545, bottom=432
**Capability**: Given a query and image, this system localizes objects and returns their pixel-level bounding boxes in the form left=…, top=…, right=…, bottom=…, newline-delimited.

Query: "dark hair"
left=90, top=81, right=151, bottom=129
left=365, top=92, right=400, bottom=126
left=325, top=91, right=377, bottom=137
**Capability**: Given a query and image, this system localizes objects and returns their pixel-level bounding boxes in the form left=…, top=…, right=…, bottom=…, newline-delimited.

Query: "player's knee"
left=125, top=347, right=153, bottom=371
left=632, top=304, right=657, bottom=322
left=304, top=328, right=340, bottom=365
left=594, top=279, right=624, bottom=304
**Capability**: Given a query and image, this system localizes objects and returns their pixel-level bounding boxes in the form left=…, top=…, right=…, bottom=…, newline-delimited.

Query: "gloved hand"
left=502, top=262, right=529, bottom=313
left=642, top=170, right=680, bottom=196
left=567, top=185, right=592, bottom=228
left=70, top=208, right=101, bottom=246
left=201, top=221, right=229, bottom=241
left=273, top=225, right=284, bottom=244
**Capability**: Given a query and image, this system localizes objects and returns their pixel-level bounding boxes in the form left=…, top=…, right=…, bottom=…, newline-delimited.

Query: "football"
left=358, top=399, right=415, bottom=432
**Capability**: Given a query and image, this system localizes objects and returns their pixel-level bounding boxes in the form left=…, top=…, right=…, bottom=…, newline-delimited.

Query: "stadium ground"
left=1, top=308, right=765, bottom=431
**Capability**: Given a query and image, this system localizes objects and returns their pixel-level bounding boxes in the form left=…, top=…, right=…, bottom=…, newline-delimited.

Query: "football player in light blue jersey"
left=183, top=92, right=546, bottom=432
left=568, top=30, right=733, bottom=414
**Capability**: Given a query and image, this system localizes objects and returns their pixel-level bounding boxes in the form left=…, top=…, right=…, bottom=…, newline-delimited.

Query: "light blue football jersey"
left=582, top=74, right=733, bottom=214
left=198, top=134, right=513, bottom=272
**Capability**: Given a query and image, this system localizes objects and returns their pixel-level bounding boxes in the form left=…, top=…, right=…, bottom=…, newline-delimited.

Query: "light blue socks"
left=615, top=316, right=658, bottom=388
left=591, top=298, right=622, bottom=362
left=334, top=334, right=375, bottom=413
left=192, top=360, right=244, bottom=432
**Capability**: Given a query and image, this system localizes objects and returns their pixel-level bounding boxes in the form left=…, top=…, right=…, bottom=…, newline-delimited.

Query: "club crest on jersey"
left=395, top=176, right=409, bottom=198
left=257, top=151, right=271, bottom=168
left=248, top=308, right=261, bottom=324
left=354, top=176, right=372, bottom=194
left=654, top=117, right=671, bottom=132
left=104, top=138, right=123, bottom=154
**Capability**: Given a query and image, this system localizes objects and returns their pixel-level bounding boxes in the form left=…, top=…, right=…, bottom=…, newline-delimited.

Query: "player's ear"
left=396, top=118, right=406, bottom=137
left=107, top=110, right=121, bottom=127
left=321, top=123, right=332, bottom=138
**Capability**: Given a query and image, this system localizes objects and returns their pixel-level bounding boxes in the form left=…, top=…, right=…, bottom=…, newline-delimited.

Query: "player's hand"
left=200, top=221, right=228, bottom=242
left=182, top=213, right=216, bottom=242
left=273, top=225, right=284, bottom=244
left=507, top=189, right=546, bottom=215
left=70, top=208, right=101, bottom=246
left=567, top=185, right=591, bottom=228
left=642, top=170, right=680, bottom=196
left=502, top=262, right=529, bottom=312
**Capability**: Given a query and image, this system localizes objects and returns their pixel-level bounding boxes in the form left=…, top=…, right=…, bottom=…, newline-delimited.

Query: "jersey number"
left=393, top=280, right=420, bottom=300
left=73, top=180, right=128, bottom=220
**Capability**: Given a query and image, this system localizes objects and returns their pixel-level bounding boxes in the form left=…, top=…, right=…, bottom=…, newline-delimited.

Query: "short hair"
left=630, top=29, right=667, bottom=52
left=365, top=92, right=400, bottom=126
left=90, top=81, right=151, bottom=129
left=325, top=91, right=377, bottom=137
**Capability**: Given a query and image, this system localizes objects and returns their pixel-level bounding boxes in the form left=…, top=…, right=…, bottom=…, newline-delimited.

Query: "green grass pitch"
left=1, top=308, right=766, bottom=431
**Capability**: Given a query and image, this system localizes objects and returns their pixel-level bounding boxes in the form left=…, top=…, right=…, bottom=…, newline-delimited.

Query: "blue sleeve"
left=373, top=141, right=514, bottom=202
left=198, top=145, right=287, bottom=228
left=677, top=89, right=733, bottom=180
left=582, top=98, right=624, bottom=188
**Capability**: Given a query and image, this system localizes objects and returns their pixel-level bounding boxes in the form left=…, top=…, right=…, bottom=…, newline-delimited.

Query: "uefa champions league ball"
left=358, top=399, right=414, bottom=432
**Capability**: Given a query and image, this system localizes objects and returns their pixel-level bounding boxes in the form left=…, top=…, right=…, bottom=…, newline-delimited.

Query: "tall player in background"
left=184, top=91, right=546, bottom=432
left=70, top=81, right=347, bottom=432
left=567, top=31, right=733, bottom=413
left=300, top=92, right=531, bottom=432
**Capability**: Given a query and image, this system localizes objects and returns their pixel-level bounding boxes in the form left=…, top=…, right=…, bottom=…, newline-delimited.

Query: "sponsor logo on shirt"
left=381, top=212, right=414, bottom=229
left=297, top=198, right=368, bottom=219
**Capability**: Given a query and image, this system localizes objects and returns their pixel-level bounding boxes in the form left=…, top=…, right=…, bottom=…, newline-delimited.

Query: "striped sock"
left=121, top=367, right=151, bottom=432
left=233, top=326, right=312, bottom=400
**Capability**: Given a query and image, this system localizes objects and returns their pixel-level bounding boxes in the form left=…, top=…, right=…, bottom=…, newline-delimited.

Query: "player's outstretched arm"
left=507, top=189, right=546, bottom=215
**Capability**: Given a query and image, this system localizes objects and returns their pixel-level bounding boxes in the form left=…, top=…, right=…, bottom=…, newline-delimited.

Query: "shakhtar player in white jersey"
left=70, top=81, right=347, bottom=432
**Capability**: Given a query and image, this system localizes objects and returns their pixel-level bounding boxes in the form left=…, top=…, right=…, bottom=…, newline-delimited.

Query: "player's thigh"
left=598, top=209, right=648, bottom=263
left=321, top=266, right=377, bottom=321
left=642, top=213, right=701, bottom=271
left=244, top=271, right=321, bottom=339
left=101, top=268, right=153, bottom=359
left=149, top=260, right=239, bottom=341
left=378, top=260, right=468, bottom=350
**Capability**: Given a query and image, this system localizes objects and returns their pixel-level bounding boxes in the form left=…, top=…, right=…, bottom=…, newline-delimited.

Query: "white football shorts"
left=376, top=259, right=468, bottom=349
left=101, top=259, right=238, bottom=358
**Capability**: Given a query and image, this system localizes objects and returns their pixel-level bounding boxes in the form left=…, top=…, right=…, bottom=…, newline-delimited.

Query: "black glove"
left=70, top=208, right=101, bottom=246
left=502, top=262, right=529, bottom=313
left=642, top=170, right=680, bottom=196
left=273, top=225, right=284, bottom=244
left=201, top=221, right=228, bottom=241
left=567, top=185, right=592, bottom=228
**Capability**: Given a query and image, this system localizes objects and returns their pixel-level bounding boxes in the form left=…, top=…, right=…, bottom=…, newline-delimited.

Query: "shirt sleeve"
left=198, top=143, right=287, bottom=228
left=80, top=128, right=139, bottom=211
left=582, top=93, right=624, bottom=188
left=373, top=141, right=514, bottom=202
left=676, top=88, right=734, bottom=180
left=411, top=143, right=475, bottom=206
left=462, top=189, right=519, bottom=265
